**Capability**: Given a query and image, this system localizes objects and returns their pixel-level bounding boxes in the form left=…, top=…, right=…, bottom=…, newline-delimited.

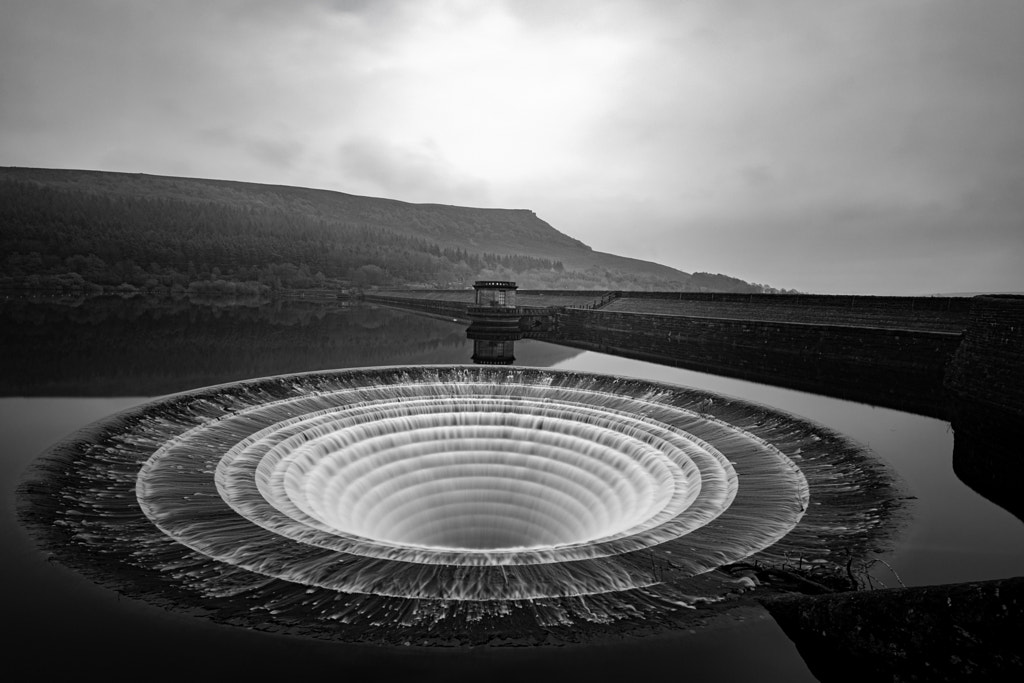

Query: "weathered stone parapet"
left=761, top=577, right=1024, bottom=682
left=539, top=308, right=961, bottom=418
left=365, top=291, right=1023, bottom=428
left=613, top=290, right=974, bottom=313
left=945, top=295, right=1024, bottom=417
left=361, top=293, right=470, bottom=320
left=942, top=296, right=1024, bottom=519
left=602, top=292, right=972, bottom=332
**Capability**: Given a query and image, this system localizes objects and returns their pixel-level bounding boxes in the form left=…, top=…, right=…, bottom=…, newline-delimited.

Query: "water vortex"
left=19, top=366, right=902, bottom=642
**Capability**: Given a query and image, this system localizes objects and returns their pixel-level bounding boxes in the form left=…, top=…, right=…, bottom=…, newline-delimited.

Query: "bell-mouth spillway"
left=18, top=365, right=905, bottom=644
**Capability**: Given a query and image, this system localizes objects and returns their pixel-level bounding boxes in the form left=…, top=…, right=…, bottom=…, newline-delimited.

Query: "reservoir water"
left=3, top=297, right=1021, bottom=680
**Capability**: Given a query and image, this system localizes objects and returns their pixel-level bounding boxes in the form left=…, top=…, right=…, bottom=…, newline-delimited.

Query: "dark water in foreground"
left=3, top=298, right=1022, bottom=680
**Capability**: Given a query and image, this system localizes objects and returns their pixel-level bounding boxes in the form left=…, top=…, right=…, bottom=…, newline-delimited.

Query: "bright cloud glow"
left=1, top=0, right=1022, bottom=294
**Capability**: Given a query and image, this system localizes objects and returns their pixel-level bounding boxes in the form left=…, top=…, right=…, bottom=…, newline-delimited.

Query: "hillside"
left=0, top=167, right=777, bottom=293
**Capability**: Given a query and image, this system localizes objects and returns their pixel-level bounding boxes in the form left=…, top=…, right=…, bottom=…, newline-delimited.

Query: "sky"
left=2, top=0, right=1022, bottom=294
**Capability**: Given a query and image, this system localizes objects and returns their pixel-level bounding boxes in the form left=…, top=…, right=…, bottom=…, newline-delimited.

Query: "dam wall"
left=602, top=292, right=971, bottom=332
left=541, top=307, right=961, bottom=418
left=945, top=295, right=1024, bottom=416
left=362, top=293, right=471, bottom=320
left=368, top=289, right=613, bottom=309
left=761, top=576, right=1023, bottom=682
left=365, top=290, right=1021, bottom=427
left=944, top=296, right=1024, bottom=519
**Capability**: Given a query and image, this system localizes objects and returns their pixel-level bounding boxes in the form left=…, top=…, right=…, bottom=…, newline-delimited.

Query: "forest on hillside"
left=1, top=175, right=788, bottom=294
left=0, top=179, right=569, bottom=292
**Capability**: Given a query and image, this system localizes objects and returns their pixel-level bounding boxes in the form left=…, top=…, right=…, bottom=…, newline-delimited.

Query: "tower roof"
left=473, top=280, right=518, bottom=290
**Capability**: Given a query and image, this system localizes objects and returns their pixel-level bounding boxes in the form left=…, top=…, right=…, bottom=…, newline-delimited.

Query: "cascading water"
left=19, top=366, right=904, bottom=644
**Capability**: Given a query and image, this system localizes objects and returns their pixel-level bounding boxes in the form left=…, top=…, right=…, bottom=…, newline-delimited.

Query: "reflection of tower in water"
left=468, top=330, right=521, bottom=364
left=467, top=280, right=522, bottom=365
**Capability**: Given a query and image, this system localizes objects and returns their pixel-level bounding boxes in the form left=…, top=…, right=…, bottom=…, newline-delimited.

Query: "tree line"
left=0, top=179, right=566, bottom=293
left=1, top=177, right=789, bottom=293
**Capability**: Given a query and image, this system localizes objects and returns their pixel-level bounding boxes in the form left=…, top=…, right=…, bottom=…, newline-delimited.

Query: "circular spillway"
left=206, top=393, right=743, bottom=571
left=265, top=408, right=693, bottom=550
left=19, top=366, right=903, bottom=642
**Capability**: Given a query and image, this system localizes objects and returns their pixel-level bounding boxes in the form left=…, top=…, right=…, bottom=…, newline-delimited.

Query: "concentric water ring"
left=216, top=395, right=735, bottom=558
left=19, top=366, right=903, bottom=641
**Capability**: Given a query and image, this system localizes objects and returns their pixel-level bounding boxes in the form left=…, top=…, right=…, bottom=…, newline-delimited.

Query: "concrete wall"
left=362, top=294, right=470, bottom=320
left=364, top=291, right=1022, bottom=426
left=604, top=293, right=971, bottom=333
left=369, top=290, right=611, bottom=310
left=540, top=308, right=962, bottom=417
left=612, top=291, right=972, bottom=312
left=945, top=295, right=1024, bottom=417
left=370, top=290, right=476, bottom=303
left=762, top=576, right=1023, bottom=682
left=944, top=296, right=1024, bottom=519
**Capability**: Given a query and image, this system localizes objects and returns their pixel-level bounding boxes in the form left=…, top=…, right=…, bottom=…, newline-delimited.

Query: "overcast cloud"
left=2, top=0, right=1021, bottom=294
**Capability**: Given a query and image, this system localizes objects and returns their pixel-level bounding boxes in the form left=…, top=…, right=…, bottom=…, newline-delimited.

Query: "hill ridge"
left=0, top=166, right=779, bottom=293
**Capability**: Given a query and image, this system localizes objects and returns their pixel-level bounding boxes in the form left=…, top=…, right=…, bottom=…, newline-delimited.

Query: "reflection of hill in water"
left=1, top=297, right=584, bottom=396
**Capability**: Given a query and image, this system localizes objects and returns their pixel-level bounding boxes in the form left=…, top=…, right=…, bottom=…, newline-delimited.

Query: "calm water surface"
left=3, top=299, right=1021, bottom=680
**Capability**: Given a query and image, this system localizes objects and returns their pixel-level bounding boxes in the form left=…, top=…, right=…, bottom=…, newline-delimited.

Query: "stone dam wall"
left=541, top=307, right=962, bottom=418
left=361, top=290, right=615, bottom=322
left=602, top=292, right=972, bottom=333
left=366, top=289, right=614, bottom=309
left=945, top=295, right=1024, bottom=417
left=944, top=296, right=1024, bottom=520
left=361, top=294, right=471, bottom=320
left=762, top=576, right=1023, bottom=682
left=362, top=291, right=1020, bottom=424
